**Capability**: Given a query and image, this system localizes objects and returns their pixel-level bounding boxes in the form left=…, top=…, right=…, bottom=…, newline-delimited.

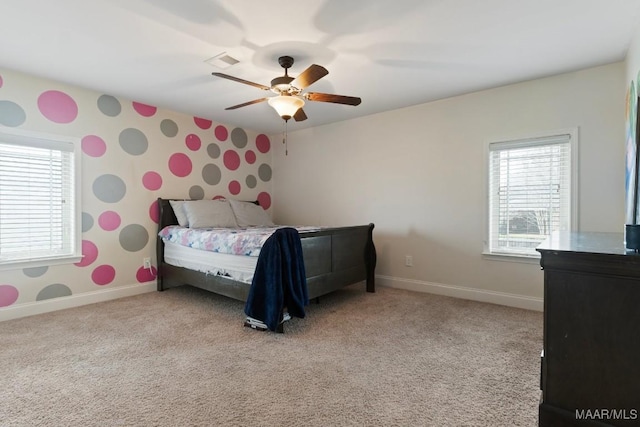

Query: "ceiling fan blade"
left=212, top=72, right=270, bottom=91
left=225, top=98, right=268, bottom=110
left=293, top=108, right=307, bottom=122
left=291, top=64, right=328, bottom=89
left=305, top=92, right=362, bottom=106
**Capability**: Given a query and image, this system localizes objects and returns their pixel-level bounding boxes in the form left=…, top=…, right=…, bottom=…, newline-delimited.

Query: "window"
left=486, top=131, right=577, bottom=258
left=0, top=128, right=81, bottom=268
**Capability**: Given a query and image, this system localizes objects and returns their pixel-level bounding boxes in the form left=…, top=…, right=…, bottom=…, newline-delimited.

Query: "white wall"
left=272, top=63, right=625, bottom=310
left=627, top=26, right=640, bottom=85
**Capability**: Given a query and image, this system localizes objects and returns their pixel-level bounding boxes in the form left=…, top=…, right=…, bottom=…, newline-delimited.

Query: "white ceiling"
left=1, top=0, right=639, bottom=134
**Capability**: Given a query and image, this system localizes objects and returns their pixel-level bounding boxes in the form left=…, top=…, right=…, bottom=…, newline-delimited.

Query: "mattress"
left=163, top=240, right=258, bottom=283
left=158, top=225, right=321, bottom=256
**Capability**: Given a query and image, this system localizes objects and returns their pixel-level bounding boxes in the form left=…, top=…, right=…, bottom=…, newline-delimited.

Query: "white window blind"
left=0, top=131, right=79, bottom=266
left=488, top=134, right=573, bottom=257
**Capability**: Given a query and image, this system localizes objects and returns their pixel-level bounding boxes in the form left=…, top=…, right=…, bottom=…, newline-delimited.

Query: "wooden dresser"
left=537, top=232, right=640, bottom=427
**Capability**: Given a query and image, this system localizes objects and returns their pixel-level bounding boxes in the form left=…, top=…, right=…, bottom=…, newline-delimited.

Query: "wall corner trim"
left=376, top=275, right=543, bottom=312
left=0, top=282, right=156, bottom=322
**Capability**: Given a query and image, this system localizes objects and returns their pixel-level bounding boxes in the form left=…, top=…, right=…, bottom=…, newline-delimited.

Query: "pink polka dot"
left=149, top=200, right=159, bottom=224
left=92, top=265, right=116, bottom=286
left=215, top=125, right=228, bottom=141
left=0, top=284, right=19, bottom=307
left=223, top=150, right=241, bottom=171
left=38, top=90, right=78, bottom=123
left=0, top=75, right=3, bottom=88
left=142, top=171, right=163, bottom=190
left=168, top=153, right=192, bottom=177
left=81, top=135, right=107, bottom=157
left=136, top=265, right=157, bottom=282
left=256, top=134, right=271, bottom=153
left=185, top=134, right=201, bottom=151
left=257, top=192, right=271, bottom=210
left=213, top=195, right=226, bottom=200
left=132, top=102, right=157, bottom=117
left=75, top=240, right=99, bottom=267
left=228, top=180, right=241, bottom=195
left=194, top=117, right=212, bottom=129
left=245, top=150, right=256, bottom=164
left=98, top=211, right=121, bottom=231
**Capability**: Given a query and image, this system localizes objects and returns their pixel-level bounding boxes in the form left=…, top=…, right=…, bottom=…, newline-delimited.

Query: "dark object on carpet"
left=244, top=227, right=308, bottom=331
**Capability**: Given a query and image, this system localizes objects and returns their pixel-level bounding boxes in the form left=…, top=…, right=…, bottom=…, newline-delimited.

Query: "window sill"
left=0, top=255, right=83, bottom=271
left=482, top=251, right=541, bottom=265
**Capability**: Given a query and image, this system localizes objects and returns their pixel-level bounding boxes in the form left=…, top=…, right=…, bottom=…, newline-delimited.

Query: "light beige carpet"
left=1, top=285, right=542, bottom=426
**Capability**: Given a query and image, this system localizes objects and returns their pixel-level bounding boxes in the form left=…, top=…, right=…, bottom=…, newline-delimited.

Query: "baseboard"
left=376, top=275, right=543, bottom=312
left=0, top=282, right=157, bottom=322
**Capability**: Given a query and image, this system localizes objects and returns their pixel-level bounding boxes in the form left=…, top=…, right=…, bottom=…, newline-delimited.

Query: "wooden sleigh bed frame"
left=156, top=198, right=377, bottom=308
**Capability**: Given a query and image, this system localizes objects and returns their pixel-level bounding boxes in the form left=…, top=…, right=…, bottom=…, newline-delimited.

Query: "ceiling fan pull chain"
left=285, top=121, right=289, bottom=156
left=282, top=120, right=288, bottom=156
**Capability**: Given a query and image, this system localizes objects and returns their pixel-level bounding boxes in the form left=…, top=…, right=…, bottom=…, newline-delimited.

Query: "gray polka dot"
left=189, top=185, right=205, bottom=200
left=160, top=119, right=179, bottom=137
left=246, top=175, right=257, bottom=189
left=82, top=212, right=94, bottom=232
left=231, top=128, right=248, bottom=148
left=97, top=95, right=122, bottom=117
left=258, top=163, right=272, bottom=182
left=23, top=266, right=49, bottom=278
left=119, top=128, right=148, bottom=155
left=207, top=143, right=220, bottom=159
left=36, top=284, right=72, bottom=301
left=202, top=164, right=222, bottom=185
left=93, top=174, right=127, bottom=203
left=119, top=224, right=149, bottom=252
left=0, top=101, right=26, bottom=127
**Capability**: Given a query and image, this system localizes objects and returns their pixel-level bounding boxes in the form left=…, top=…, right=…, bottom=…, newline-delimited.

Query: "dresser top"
left=536, top=231, right=634, bottom=256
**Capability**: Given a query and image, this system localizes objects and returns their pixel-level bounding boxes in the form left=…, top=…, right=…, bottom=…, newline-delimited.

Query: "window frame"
left=0, top=127, right=82, bottom=270
left=483, top=128, right=579, bottom=262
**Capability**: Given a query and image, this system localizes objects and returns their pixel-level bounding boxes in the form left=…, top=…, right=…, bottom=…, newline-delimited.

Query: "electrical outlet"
left=405, top=255, right=413, bottom=267
left=143, top=257, right=151, bottom=269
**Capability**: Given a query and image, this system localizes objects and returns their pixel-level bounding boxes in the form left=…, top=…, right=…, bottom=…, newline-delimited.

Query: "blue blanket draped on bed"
left=244, top=227, right=308, bottom=331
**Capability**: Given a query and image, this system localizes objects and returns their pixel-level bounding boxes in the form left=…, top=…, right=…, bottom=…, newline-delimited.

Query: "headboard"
left=157, top=198, right=180, bottom=230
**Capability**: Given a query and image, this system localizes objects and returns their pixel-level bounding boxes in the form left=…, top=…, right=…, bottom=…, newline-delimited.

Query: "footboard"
left=155, top=198, right=376, bottom=301
left=299, top=225, right=376, bottom=299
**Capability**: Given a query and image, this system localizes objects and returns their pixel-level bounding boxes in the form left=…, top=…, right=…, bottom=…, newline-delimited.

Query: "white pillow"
left=229, top=199, right=275, bottom=227
left=169, top=200, right=189, bottom=227
left=182, top=200, right=238, bottom=228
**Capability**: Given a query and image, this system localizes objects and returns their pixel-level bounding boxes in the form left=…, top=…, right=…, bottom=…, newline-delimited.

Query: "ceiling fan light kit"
left=267, top=95, right=305, bottom=121
left=212, top=55, right=361, bottom=123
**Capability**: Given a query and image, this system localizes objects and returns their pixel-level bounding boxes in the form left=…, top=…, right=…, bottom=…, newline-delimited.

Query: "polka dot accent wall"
left=97, top=95, right=122, bottom=117
left=132, top=101, right=157, bottom=117
left=0, top=100, right=26, bottom=126
left=119, top=128, right=149, bottom=155
left=38, top=90, right=78, bottom=123
left=82, top=135, right=107, bottom=157
left=0, top=67, right=273, bottom=310
left=194, top=117, right=212, bottom=130
left=0, top=285, right=19, bottom=307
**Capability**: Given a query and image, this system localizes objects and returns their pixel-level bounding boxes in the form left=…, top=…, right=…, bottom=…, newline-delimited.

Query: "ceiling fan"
left=212, top=55, right=361, bottom=122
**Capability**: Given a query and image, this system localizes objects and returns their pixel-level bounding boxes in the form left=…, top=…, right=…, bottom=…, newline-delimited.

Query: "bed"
left=156, top=198, right=376, bottom=329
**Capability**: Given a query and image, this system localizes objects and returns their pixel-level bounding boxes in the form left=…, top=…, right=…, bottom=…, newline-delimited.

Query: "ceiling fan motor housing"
left=271, top=56, right=297, bottom=94
left=278, top=56, right=294, bottom=69
left=270, top=76, right=295, bottom=94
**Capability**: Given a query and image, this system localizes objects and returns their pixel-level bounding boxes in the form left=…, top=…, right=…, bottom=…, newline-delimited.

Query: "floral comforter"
left=158, top=225, right=320, bottom=257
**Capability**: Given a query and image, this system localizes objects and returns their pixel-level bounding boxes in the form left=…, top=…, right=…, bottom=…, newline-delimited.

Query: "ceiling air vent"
left=205, top=52, right=239, bottom=69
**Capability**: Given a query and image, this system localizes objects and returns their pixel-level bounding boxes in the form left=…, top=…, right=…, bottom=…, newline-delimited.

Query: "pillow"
left=229, top=199, right=275, bottom=227
left=169, top=200, right=189, bottom=227
left=182, top=200, right=238, bottom=228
